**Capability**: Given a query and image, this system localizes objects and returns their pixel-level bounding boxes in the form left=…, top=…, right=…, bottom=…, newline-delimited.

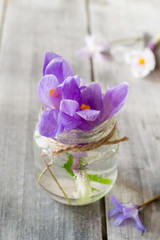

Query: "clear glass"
left=33, top=115, right=119, bottom=206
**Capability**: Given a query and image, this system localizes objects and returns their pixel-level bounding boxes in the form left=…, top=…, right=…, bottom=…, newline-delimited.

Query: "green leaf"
left=88, top=174, right=113, bottom=185
left=65, top=168, right=75, bottom=177
left=91, top=187, right=100, bottom=192
left=63, top=153, right=73, bottom=168
left=62, top=153, right=75, bottom=177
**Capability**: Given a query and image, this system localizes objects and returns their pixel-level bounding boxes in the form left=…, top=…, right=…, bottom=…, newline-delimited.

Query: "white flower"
left=111, top=46, right=156, bottom=78
left=127, top=48, right=156, bottom=78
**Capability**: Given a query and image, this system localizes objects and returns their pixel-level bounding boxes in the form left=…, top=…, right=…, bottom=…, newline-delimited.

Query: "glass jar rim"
left=55, top=116, right=116, bottom=145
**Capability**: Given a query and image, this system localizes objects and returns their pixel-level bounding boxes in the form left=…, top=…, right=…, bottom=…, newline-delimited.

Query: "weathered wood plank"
left=0, top=0, right=103, bottom=240
left=0, top=0, right=8, bottom=50
left=89, top=0, right=160, bottom=239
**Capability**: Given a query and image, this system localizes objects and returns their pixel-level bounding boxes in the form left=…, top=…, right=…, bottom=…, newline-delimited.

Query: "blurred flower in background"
left=79, top=34, right=160, bottom=79
left=125, top=48, right=156, bottom=78
left=77, top=34, right=110, bottom=60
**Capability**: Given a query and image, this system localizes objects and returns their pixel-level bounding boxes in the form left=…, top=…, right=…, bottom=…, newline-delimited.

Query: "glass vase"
left=33, top=115, right=119, bottom=206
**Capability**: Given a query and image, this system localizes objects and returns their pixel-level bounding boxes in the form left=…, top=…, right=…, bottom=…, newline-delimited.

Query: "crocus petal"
left=62, top=76, right=81, bottom=102
left=114, top=214, right=127, bottom=226
left=85, top=35, right=109, bottom=56
left=97, top=43, right=109, bottom=53
left=80, top=78, right=87, bottom=87
left=77, top=48, right=93, bottom=58
left=133, top=214, right=147, bottom=232
left=99, top=53, right=110, bottom=61
left=45, top=57, right=73, bottom=84
left=38, top=109, right=64, bottom=138
left=109, top=208, right=122, bottom=217
left=71, top=152, right=87, bottom=158
left=76, top=109, right=100, bottom=121
left=38, top=74, right=59, bottom=109
left=80, top=82, right=103, bottom=110
left=60, top=112, right=81, bottom=132
left=85, top=34, right=96, bottom=48
left=109, top=195, right=147, bottom=233
left=75, top=75, right=80, bottom=87
left=110, top=195, right=123, bottom=208
left=60, top=99, right=79, bottom=117
left=148, top=41, right=155, bottom=51
left=43, top=51, right=60, bottom=75
left=78, top=35, right=109, bottom=59
left=101, top=82, right=129, bottom=122
left=78, top=35, right=97, bottom=58
left=50, top=85, right=62, bottom=109
left=76, top=121, right=94, bottom=131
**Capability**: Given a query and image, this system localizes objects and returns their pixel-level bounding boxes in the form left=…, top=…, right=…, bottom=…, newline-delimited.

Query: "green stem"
left=139, top=194, right=160, bottom=208
left=109, top=36, right=142, bottom=45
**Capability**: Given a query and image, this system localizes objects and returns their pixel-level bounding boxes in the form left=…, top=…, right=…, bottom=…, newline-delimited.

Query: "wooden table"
left=0, top=0, right=160, bottom=239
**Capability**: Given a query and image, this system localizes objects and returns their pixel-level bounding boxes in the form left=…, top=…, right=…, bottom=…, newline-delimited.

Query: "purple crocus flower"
left=37, top=52, right=128, bottom=138
left=78, top=35, right=109, bottom=60
left=109, top=195, right=147, bottom=233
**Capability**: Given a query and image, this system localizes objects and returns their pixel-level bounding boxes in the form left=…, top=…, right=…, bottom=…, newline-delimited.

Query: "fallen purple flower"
left=109, top=195, right=147, bottom=233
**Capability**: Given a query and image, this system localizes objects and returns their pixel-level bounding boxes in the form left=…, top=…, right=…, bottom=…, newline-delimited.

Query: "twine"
left=50, top=122, right=129, bottom=160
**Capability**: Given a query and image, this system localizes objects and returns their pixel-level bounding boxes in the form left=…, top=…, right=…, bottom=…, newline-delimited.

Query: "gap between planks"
left=100, top=198, right=108, bottom=240
left=85, top=0, right=108, bottom=239
left=85, top=0, right=94, bottom=82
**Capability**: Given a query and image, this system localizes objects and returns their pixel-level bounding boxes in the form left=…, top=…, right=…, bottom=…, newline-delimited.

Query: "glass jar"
left=34, top=115, right=119, bottom=206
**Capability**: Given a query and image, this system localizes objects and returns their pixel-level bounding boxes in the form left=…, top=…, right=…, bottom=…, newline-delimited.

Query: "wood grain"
left=1, top=0, right=160, bottom=239
left=89, top=0, right=160, bottom=239
left=0, top=0, right=5, bottom=24
left=0, top=0, right=103, bottom=239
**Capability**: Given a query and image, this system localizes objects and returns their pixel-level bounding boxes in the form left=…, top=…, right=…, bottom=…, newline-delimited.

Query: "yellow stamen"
left=139, top=58, right=145, bottom=65
left=81, top=104, right=91, bottom=110
left=49, top=88, right=55, bottom=97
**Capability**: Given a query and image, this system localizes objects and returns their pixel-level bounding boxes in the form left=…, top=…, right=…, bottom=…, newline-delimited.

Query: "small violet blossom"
left=37, top=52, right=128, bottom=138
left=147, top=34, right=160, bottom=51
left=78, top=35, right=109, bottom=60
left=109, top=195, right=147, bottom=233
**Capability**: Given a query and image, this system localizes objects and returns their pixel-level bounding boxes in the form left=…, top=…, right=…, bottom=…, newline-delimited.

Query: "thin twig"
left=109, top=36, right=142, bottom=45
left=41, top=156, right=71, bottom=205
left=38, top=163, right=52, bottom=183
